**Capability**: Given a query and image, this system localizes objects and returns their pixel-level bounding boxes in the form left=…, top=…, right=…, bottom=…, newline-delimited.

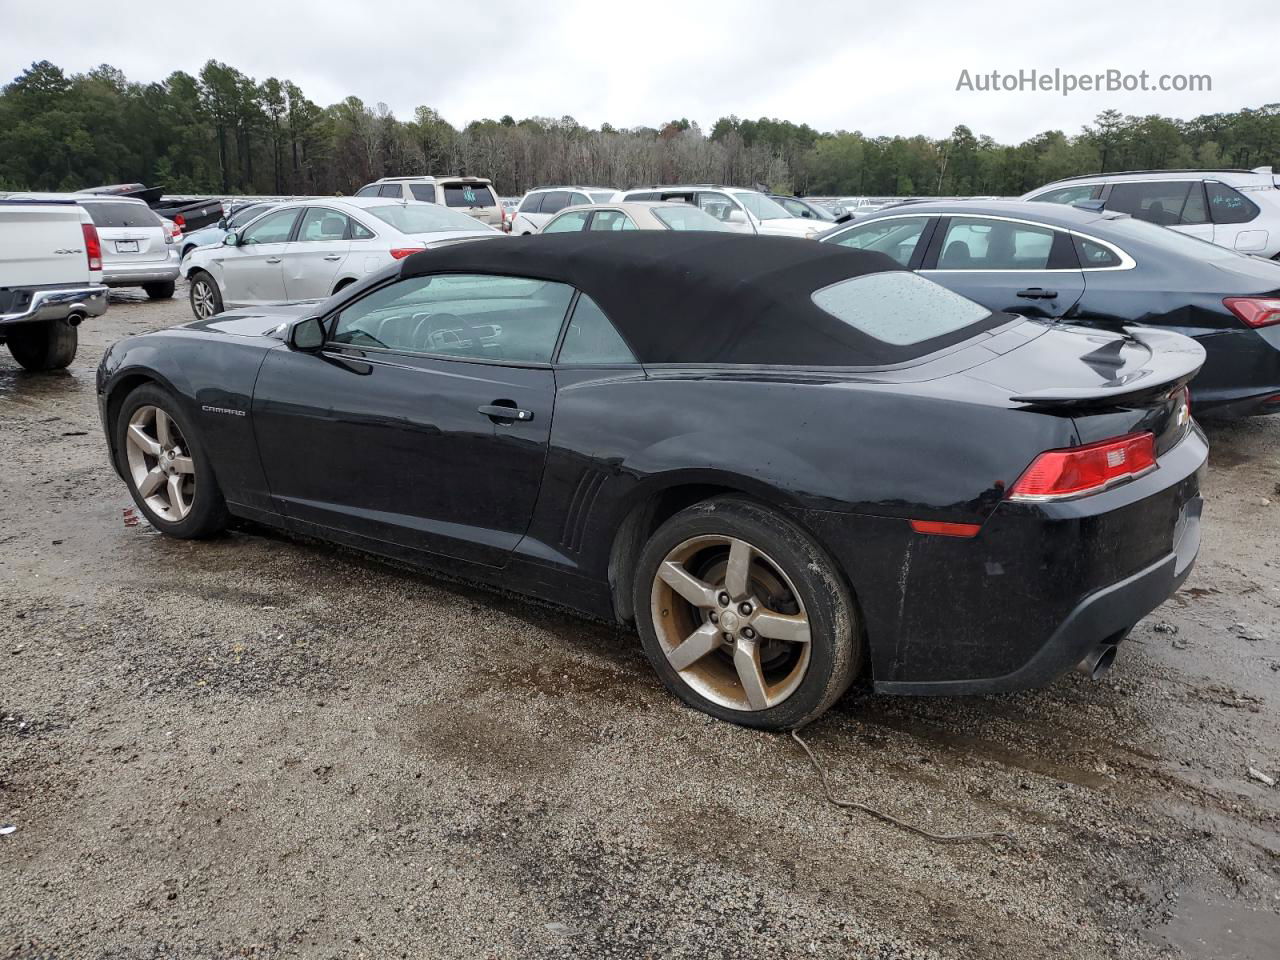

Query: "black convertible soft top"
left=399, top=232, right=999, bottom=366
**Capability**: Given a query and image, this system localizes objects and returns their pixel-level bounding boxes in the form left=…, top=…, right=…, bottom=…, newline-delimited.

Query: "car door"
left=221, top=207, right=300, bottom=306
left=281, top=206, right=353, bottom=300
left=918, top=215, right=1085, bottom=319
left=250, top=272, right=572, bottom=567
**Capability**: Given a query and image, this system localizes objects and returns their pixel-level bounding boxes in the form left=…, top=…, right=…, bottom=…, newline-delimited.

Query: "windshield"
left=1102, top=215, right=1249, bottom=262
left=653, top=205, right=732, bottom=232
left=442, top=183, right=496, bottom=208
left=732, top=191, right=792, bottom=221
left=365, top=203, right=489, bottom=235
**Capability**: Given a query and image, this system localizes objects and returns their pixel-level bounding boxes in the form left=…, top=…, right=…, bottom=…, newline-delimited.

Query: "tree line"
left=2, top=59, right=1278, bottom=199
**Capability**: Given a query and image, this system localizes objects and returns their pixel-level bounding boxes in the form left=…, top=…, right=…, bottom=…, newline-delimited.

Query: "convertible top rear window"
left=812, top=272, right=993, bottom=346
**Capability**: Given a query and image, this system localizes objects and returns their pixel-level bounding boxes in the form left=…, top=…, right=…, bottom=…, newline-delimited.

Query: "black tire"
left=144, top=281, right=176, bottom=300
left=5, top=319, right=78, bottom=371
left=188, top=271, right=223, bottom=320
left=633, top=496, right=860, bottom=730
left=114, top=383, right=229, bottom=539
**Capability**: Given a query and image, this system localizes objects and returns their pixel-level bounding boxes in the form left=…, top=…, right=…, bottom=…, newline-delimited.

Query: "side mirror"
left=223, top=231, right=239, bottom=247
left=727, top=209, right=748, bottom=225
left=290, top=316, right=325, bottom=351
left=217, top=217, right=227, bottom=229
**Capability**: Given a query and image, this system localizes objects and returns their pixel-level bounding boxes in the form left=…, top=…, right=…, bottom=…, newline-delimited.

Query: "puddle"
left=1142, top=879, right=1280, bottom=960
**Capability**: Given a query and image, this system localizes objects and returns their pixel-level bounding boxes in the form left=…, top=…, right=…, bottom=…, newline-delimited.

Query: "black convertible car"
left=98, top=233, right=1207, bottom=729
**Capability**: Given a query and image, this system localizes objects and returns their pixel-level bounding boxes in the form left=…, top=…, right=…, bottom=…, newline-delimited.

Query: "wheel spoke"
left=666, top=622, right=723, bottom=671
left=753, top=609, right=811, bottom=645
left=724, top=538, right=752, bottom=599
left=167, top=474, right=189, bottom=518
left=733, top=637, right=769, bottom=711
left=127, top=423, right=160, bottom=458
left=137, top=467, right=165, bottom=498
left=172, top=455, right=195, bottom=475
left=658, top=561, right=718, bottom=610
left=155, top=410, right=173, bottom=448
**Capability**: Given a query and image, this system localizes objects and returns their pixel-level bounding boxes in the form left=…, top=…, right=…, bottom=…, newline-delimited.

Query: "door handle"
left=266, top=257, right=282, bottom=264
left=1016, top=287, right=1058, bottom=299
left=478, top=403, right=533, bottom=423
left=322, top=254, right=342, bottom=261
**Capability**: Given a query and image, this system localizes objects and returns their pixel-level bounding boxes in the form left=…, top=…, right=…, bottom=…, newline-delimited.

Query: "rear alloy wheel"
left=5, top=319, right=78, bottom=371
left=634, top=497, right=859, bottom=729
left=143, top=281, right=176, bottom=300
left=188, top=273, right=222, bottom=320
left=116, top=384, right=228, bottom=538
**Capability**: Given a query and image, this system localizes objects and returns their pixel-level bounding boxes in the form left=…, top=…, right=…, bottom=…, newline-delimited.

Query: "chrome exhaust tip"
left=66, top=313, right=84, bottom=327
left=1075, top=643, right=1118, bottom=680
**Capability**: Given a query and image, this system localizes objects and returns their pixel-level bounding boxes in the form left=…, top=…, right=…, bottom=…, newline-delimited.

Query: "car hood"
left=182, top=302, right=320, bottom=338
left=756, top=217, right=823, bottom=238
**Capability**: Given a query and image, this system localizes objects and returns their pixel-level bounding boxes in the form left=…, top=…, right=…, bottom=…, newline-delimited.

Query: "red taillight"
left=1224, top=297, right=1280, bottom=328
left=81, top=222, right=102, bottom=271
left=173, top=213, right=186, bottom=229
left=909, top=520, right=982, bottom=538
left=389, top=247, right=424, bottom=260
left=1009, top=432, right=1157, bottom=501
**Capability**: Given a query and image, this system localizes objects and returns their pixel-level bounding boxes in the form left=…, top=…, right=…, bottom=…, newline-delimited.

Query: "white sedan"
left=181, top=197, right=500, bottom=319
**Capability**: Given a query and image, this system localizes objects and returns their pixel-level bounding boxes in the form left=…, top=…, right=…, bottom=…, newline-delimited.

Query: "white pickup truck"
left=0, top=199, right=109, bottom=370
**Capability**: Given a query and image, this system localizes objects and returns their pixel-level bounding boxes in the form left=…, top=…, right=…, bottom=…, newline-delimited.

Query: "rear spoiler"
left=1010, top=327, right=1205, bottom=407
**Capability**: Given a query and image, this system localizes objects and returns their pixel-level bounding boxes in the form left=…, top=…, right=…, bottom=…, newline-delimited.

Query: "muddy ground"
left=1, top=283, right=1278, bottom=959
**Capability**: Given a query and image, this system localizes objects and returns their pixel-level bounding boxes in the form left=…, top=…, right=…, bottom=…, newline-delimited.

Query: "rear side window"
left=811, top=272, right=992, bottom=346
left=626, top=192, right=660, bottom=202
left=539, top=191, right=572, bottom=214
left=297, top=208, right=351, bottom=242
left=1206, top=182, right=1260, bottom=225
left=653, top=205, right=731, bottom=232
left=569, top=193, right=592, bottom=207
left=355, top=185, right=380, bottom=197
left=588, top=210, right=636, bottom=231
left=937, top=217, right=1055, bottom=270
left=443, top=184, right=496, bottom=208
left=557, top=294, right=636, bottom=365
left=1074, top=236, right=1123, bottom=268
left=378, top=184, right=403, bottom=198
left=1105, top=181, right=1205, bottom=226
left=80, top=201, right=160, bottom=229
left=409, top=184, right=437, bottom=203
left=518, top=193, right=544, bottom=213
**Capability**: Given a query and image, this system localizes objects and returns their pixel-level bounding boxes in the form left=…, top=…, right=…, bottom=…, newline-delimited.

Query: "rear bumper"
left=103, top=255, right=180, bottom=287
left=0, top=284, right=109, bottom=328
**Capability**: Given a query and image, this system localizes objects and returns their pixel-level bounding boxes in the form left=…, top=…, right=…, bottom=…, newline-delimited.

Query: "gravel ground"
left=2, top=282, right=1278, bottom=959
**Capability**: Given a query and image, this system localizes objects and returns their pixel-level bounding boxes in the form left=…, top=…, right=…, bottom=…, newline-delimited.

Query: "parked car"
left=0, top=198, right=107, bottom=370
left=9, top=193, right=181, bottom=299
left=612, top=186, right=827, bottom=238
left=80, top=183, right=225, bottom=233
left=509, top=187, right=618, bottom=234
left=768, top=195, right=848, bottom=223
left=538, top=201, right=733, bottom=233
left=1023, top=168, right=1280, bottom=260
left=98, top=232, right=1205, bottom=729
left=354, top=176, right=504, bottom=230
left=179, top=201, right=283, bottom=260
left=181, top=196, right=499, bottom=319
left=819, top=199, right=1280, bottom=417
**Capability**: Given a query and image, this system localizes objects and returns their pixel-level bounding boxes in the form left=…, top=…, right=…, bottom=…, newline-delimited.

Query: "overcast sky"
left=3, top=0, right=1275, bottom=142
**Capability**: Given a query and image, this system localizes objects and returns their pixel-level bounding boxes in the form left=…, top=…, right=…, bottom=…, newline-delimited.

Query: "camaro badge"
left=202, top=404, right=245, bottom=417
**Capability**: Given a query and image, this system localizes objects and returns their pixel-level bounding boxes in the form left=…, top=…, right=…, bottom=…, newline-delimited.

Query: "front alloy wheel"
left=652, top=535, right=811, bottom=711
left=125, top=405, right=196, bottom=521
left=190, top=276, right=219, bottom=319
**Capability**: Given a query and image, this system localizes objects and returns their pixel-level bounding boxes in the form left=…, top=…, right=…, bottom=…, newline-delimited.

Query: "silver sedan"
left=181, top=197, right=500, bottom=319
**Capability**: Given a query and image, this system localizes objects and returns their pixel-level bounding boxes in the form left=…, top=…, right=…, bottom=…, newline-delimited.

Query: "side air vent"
left=561, top=468, right=606, bottom=554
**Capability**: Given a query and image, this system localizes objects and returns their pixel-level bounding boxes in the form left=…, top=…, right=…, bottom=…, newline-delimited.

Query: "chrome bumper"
left=103, top=260, right=181, bottom=286
left=0, top=285, right=109, bottom=327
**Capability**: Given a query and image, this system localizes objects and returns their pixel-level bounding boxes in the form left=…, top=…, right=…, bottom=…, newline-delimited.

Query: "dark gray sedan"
left=819, top=200, right=1280, bottom=417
